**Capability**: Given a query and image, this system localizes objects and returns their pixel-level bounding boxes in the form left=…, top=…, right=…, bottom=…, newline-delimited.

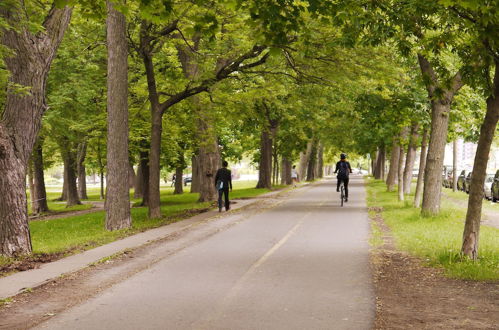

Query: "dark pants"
left=337, top=177, right=349, bottom=198
left=218, top=188, right=230, bottom=210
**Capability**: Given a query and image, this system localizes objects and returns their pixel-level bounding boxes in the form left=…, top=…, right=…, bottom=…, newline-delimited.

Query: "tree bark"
left=462, top=60, right=499, bottom=260
left=386, top=139, right=400, bottom=191
left=403, top=123, right=419, bottom=195
left=28, top=161, right=35, bottom=213
left=317, top=143, right=324, bottom=179
left=197, top=138, right=220, bottom=202
left=453, top=139, right=458, bottom=192
left=306, top=139, right=318, bottom=181
left=139, top=149, right=150, bottom=206
left=256, top=130, right=273, bottom=189
left=32, top=140, right=49, bottom=214
left=105, top=0, right=131, bottom=230
left=374, top=145, right=385, bottom=180
left=134, top=161, right=144, bottom=199
left=77, top=141, right=88, bottom=200
left=398, top=143, right=406, bottom=201
left=298, top=141, right=312, bottom=181
left=61, top=148, right=81, bottom=207
left=281, top=157, right=292, bottom=185
left=418, top=54, right=463, bottom=216
left=414, top=128, right=429, bottom=207
left=0, top=3, right=71, bottom=257
left=190, top=154, right=200, bottom=193
left=174, top=166, right=184, bottom=195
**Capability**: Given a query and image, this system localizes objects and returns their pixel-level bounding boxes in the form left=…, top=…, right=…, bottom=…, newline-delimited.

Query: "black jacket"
left=335, top=160, right=352, bottom=178
left=215, top=167, right=232, bottom=190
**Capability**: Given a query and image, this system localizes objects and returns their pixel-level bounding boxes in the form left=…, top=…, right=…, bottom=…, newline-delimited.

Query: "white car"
left=484, top=174, right=494, bottom=200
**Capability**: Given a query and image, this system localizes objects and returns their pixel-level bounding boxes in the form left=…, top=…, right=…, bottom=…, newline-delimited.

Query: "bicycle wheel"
left=340, top=185, right=344, bottom=207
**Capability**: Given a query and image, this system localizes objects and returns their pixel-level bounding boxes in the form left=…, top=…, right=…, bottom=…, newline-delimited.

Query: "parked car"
left=484, top=174, right=494, bottom=200
left=457, top=170, right=466, bottom=191
left=465, top=172, right=473, bottom=194
left=183, top=176, right=192, bottom=186
left=491, top=170, right=499, bottom=202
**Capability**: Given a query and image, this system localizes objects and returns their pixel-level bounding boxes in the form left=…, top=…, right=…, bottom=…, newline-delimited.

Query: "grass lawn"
left=366, top=177, right=499, bottom=281
left=441, top=187, right=499, bottom=213
left=0, top=181, right=286, bottom=269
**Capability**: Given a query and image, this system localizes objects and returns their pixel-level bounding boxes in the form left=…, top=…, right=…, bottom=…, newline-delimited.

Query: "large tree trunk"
left=452, top=139, right=458, bottom=192
left=190, top=154, right=200, bottom=193
left=256, top=130, right=273, bottom=189
left=374, top=145, right=385, bottom=180
left=174, top=166, right=184, bottom=195
left=414, top=128, right=429, bottom=207
left=77, top=141, right=88, bottom=200
left=403, top=123, right=419, bottom=195
left=197, top=139, right=220, bottom=202
left=306, top=139, right=318, bottom=181
left=462, top=61, right=499, bottom=260
left=418, top=54, right=463, bottom=216
left=0, top=4, right=71, bottom=256
left=386, top=139, right=400, bottom=191
left=281, top=157, right=292, bottom=185
left=32, top=140, right=49, bottom=214
left=398, top=143, right=405, bottom=201
left=105, top=0, right=131, bottom=230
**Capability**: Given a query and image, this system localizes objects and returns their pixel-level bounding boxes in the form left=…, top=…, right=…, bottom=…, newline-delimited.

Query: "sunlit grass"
left=366, top=177, right=499, bottom=281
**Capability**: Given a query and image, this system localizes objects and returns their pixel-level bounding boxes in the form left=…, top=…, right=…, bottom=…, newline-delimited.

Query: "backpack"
left=338, top=161, right=349, bottom=179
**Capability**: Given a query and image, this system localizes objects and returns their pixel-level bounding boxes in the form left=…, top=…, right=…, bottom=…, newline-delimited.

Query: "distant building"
left=444, top=139, right=499, bottom=172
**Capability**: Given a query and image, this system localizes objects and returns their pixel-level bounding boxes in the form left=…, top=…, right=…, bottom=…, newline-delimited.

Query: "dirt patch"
left=369, top=207, right=499, bottom=329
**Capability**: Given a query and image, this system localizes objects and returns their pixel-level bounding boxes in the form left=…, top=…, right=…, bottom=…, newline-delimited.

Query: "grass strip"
left=366, top=177, right=499, bottom=281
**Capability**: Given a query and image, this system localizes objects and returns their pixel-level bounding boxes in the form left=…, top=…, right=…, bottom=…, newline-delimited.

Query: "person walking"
left=215, top=161, right=233, bottom=212
left=291, top=165, right=299, bottom=187
left=334, top=153, right=352, bottom=202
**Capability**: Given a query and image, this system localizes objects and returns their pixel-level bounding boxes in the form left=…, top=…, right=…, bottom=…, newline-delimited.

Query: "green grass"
left=441, top=187, right=499, bottom=214
left=26, top=181, right=276, bottom=257
left=366, top=177, right=499, bottom=281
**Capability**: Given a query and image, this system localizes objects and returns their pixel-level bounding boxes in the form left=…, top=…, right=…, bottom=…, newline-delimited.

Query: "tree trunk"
left=128, top=163, right=136, bottom=191
left=77, top=141, right=88, bottom=200
left=414, top=128, right=429, bottom=207
left=97, top=137, right=105, bottom=200
left=317, top=143, right=324, bottom=179
left=174, top=166, right=184, bottom=195
left=298, top=141, right=312, bottom=181
left=62, top=149, right=81, bottom=207
left=32, top=140, right=49, bottom=214
left=28, top=161, right=35, bottom=213
left=190, top=154, right=200, bottom=193
left=418, top=54, right=463, bottom=216
left=306, top=139, right=318, bottom=181
left=0, top=4, right=71, bottom=257
left=374, top=145, right=385, bottom=180
left=453, top=139, right=458, bottom=192
left=147, top=103, right=163, bottom=218
left=403, top=123, right=419, bottom=195
left=256, top=130, right=273, bottom=189
left=105, top=0, right=131, bottom=230
left=281, top=157, right=292, bottom=185
left=134, top=161, right=144, bottom=199
left=197, top=139, right=220, bottom=202
left=139, top=150, right=150, bottom=205
left=386, top=139, right=400, bottom=191
left=462, top=61, right=499, bottom=260
left=398, top=143, right=405, bottom=201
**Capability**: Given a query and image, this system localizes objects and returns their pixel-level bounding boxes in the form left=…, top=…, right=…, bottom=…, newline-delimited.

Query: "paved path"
left=35, top=176, right=374, bottom=330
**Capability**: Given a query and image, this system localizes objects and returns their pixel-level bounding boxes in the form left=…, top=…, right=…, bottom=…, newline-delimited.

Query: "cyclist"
left=334, top=153, right=352, bottom=202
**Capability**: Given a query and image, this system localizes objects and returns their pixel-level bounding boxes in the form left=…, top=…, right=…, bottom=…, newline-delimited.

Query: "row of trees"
left=1, top=0, right=497, bottom=262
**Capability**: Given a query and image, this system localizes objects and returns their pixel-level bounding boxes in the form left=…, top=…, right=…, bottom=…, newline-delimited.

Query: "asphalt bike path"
left=35, top=176, right=374, bottom=330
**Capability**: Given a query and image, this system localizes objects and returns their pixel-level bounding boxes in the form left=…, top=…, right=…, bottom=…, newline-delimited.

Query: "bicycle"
left=339, top=180, right=346, bottom=207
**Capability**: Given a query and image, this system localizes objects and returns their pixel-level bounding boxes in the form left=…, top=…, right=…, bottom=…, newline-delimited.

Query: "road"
left=35, top=176, right=374, bottom=330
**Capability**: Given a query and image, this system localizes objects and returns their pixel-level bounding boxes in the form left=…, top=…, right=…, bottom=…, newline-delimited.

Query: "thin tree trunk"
left=32, top=140, right=49, bottom=214
left=317, top=143, right=324, bottom=178
left=298, top=141, right=312, bottom=181
left=97, top=137, right=105, bottom=200
left=386, top=138, right=400, bottom=191
left=462, top=61, right=499, bottom=260
left=414, top=128, right=429, bottom=207
left=77, top=141, right=88, bottom=200
left=306, top=139, right=318, bottom=181
left=134, top=161, right=144, bottom=199
left=453, top=139, right=458, bottom=192
left=139, top=150, right=150, bottom=206
left=148, top=110, right=163, bottom=218
left=381, top=145, right=386, bottom=180
left=256, top=130, right=273, bottom=189
left=174, top=166, right=184, bottom=195
left=403, top=123, right=419, bottom=194
left=105, top=0, right=131, bottom=230
left=398, top=143, right=405, bottom=201
left=281, top=157, right=292, bottom=185
left=62, top=149, right=81, bottom=207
